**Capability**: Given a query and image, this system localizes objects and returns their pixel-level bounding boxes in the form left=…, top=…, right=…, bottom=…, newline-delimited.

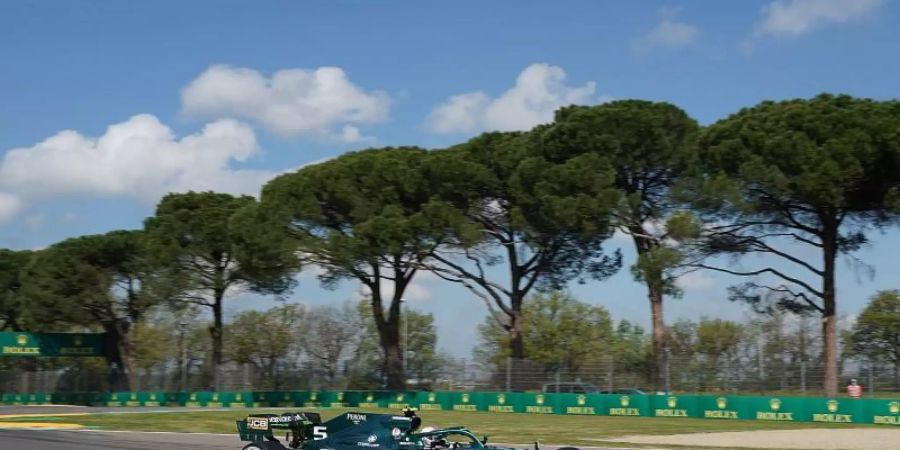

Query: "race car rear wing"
left=237, top=412, right=322, bottom=447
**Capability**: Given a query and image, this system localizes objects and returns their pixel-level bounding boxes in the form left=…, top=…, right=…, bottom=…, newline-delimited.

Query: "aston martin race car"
left=236, top=409, right=578, bottom=450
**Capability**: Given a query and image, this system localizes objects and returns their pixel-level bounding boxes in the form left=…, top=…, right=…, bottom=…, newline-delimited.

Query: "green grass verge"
left=0, top=407, right=879, bottom=446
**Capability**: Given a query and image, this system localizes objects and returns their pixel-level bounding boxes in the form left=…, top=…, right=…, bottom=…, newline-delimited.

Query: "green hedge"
left=2, top=390, right=898, bottom=425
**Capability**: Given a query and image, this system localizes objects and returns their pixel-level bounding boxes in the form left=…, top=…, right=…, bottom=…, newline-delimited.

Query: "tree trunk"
left=509, top=294, right=525, bottom=360
left=370, top=287, right=405, bottom=391
left=102, top=326, right=130, bottom=392
left=116, top=322, right=137, bottom=392
left=383, top=338, right=403, bottom=390
left=649, top=287, right=666, bottom=393
left=632, top=231, right=667, bottom=393
left=210, top=292, right=224, bottom=391
left=822, top=230, right=839, bottom=397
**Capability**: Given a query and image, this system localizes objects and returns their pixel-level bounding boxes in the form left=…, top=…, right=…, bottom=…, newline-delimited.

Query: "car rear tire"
left=242, top=441, right=286, bottom=450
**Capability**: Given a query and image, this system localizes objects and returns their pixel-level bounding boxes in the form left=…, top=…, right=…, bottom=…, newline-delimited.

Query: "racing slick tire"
left=242, top=441, right=287, bottom=450
left=556, top=447, right=581, bottom=450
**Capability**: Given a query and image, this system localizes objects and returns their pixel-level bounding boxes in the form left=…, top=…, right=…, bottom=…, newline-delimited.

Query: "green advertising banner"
left=357, top=391, right=388, bottom=409
left=483, top=392, right=518, bottom=413
left=521, top=392, right=558, bottom=414
left=746, top=396, right=809, bottom=422
left=807, top=398, right=862, bottom=424
left=697, top=395, right=745, bottom=420
left=415, top=391, right=448, bottom=411
left=865, top=399, right=900, bottom=425
left=261, top=390, right=300, bottom=407
left=447, top=391, right=484, bottom=412
left=557, top=393, right=602, bottom=415
left=0, top=332, right=105, bottom=357
left=185, top=391, right=212, bottom=407
left=2, top=388, right=898, bottom=425
left=605, top=394, right=649, bottom=417
left=648, top=395, right=699, bottom=418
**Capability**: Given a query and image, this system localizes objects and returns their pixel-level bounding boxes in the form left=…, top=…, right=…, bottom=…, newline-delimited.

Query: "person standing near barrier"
left=847, top=379, right=863, bottom=398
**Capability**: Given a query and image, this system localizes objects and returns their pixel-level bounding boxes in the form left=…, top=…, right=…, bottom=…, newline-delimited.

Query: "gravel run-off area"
left=610, top=428, right=900, bottom=450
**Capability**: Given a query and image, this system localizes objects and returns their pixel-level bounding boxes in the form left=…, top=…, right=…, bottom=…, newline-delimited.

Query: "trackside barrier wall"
left=1, top=390, right=897, bottom=425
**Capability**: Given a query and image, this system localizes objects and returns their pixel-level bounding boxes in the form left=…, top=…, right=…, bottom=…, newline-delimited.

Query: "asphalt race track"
left=0, top=429, right=629, bottom=450
left=0, top=407, right=618, bottom=450
left=0, top=429, right=236, bottom=449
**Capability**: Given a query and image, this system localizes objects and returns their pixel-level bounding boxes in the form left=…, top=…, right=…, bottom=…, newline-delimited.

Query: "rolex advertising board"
left=486, top=392, right=516, bottom=413
left=8, top=392, right=47, bottom=405
left=606, top=394, right=649, bottom=417
left=449, top=391, right=482, bottom=412
left=328, top=391, right=357, bottom=408
left=698, top=395, right=743, bottom=419
left=416, top=391, right=447, bottom=410
left=749, top=396, right=806, bottom=422
left=649, top=395, right=698, bottom=418
left=184, top=391, right=213, bottom=407
left=280, top=391, right=306, bottom=407
left=228, top=391, right=260, bottom=408
left=523, top=392, right=557, bottom=414
left=387, top=391, right=414, bottom=409
left=809, top=398, right=861, bottom=423
left=2, top=389, right=899, bottom=425
left=558, top=393, right=601, bottom=415
left=358, top=391, right=386, bottom=408
left=308, top=390, right=338, bottom=407
left=868, top=400, right=900, bottom=425
left=0, top=332, right=105, bottom=357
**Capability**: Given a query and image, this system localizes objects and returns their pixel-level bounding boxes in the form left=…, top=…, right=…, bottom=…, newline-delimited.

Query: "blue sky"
left=2, top=0, right=899, bottom=357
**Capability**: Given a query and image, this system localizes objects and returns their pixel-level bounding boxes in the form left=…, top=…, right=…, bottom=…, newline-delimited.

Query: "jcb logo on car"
left=247, top=418, right=268, bottom=430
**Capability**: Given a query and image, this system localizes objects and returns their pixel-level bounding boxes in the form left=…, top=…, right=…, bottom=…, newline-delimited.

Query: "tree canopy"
left=426, top=131, right=621, bottom=359
left=21, top=230, right=162, bottom=390
left=259, top=147, right=458, bottom=389
left=538, top=100, right=700, bottom=391
left=851, top=290, right=900, bottom=386
left=144, top=191, right=297, bottom=389
left=0, top=249, right=33, bottom=331
left=689, top=94, right=900, bottom=395
left=2, top=93, right=898, bottom=397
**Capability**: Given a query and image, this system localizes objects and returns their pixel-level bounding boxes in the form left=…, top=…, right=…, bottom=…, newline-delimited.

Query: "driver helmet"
left=420, top=427, right=437, bottom=446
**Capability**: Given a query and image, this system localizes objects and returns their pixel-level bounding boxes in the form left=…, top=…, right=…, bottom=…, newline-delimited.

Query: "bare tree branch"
left=691, top=264, right=824, bottom=298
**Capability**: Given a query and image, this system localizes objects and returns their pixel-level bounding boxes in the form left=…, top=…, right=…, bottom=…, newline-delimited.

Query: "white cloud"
left=757, top=0, right=882, bottom=37
left=24, top=214, right=45, bottom=232
left=181, top=65, right=390, bottom=139
left=298, top=263, right=328, bottom=280
left=644, top=18, right=699, bottom=48
left=339, top=125, right=362, bottom=143
left=61, top=212, right=78, bottom=224
left=676, top=270, right=716, bottom=292
left=353, top=271, right=436, bottom=304
left=426, top=63, right=598, bottom=134
left=0, top=193, right=22, bottom=223
left=0, top=114, right=276, bottom=218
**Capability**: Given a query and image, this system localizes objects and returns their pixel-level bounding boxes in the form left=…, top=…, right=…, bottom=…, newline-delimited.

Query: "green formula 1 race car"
left=236, top=409, right=579, bottom=450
